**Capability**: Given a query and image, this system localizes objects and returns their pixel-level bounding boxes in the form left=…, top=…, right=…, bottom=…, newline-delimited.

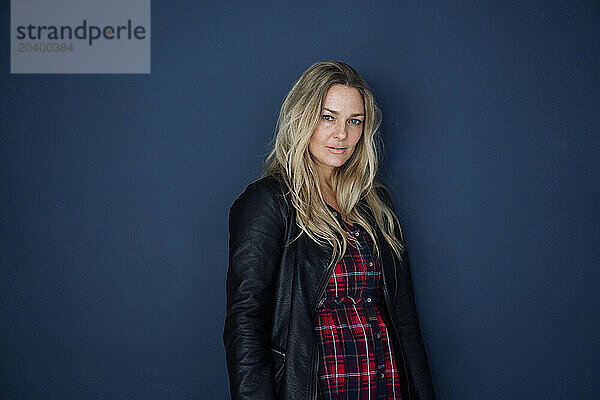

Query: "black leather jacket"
left=223, top=173, right=436, bottom=399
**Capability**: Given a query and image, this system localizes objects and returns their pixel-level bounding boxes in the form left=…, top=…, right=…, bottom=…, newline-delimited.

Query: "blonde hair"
left=263, top=60, right=405, bottom=269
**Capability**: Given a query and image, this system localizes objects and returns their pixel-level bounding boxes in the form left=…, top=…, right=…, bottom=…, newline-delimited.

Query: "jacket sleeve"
left=378, top=187, right=437, bottom=400
left=223, top=181, right=285, bottom=400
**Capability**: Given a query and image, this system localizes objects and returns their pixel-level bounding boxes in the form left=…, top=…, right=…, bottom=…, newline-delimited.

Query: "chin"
left=325, top=158, right=348, bottom=168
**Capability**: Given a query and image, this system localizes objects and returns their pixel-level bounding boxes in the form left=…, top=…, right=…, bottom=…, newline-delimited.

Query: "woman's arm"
left=378, top=186, right=437, bottom=400
left=223, top=180, right=285, bottom=400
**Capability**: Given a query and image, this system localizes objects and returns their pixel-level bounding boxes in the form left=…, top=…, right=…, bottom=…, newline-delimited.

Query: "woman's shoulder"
left=238, top=172, right=287, bottom=201
left=249, top=172, right=287, bottom=193
left=372, top=181, right=393, bottom=206
left=230, top=172, right=289, bottom=218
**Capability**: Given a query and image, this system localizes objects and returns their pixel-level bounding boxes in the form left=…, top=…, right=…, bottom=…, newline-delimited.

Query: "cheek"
left=309, top=128, right=327, bottom=148
left=350, top=130, right=363, bottom=147
left=308, top=131, right=321, bottom=155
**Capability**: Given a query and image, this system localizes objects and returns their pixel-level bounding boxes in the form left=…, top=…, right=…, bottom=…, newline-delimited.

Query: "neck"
left=316, top=166, right=334, bottom=192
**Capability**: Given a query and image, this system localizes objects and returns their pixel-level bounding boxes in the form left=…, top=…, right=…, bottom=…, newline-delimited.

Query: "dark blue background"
left=1, top=1, right=599, bottom=398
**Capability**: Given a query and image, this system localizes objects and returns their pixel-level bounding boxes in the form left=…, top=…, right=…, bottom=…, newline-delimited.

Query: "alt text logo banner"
left=11, top=0, right=150, bottom=74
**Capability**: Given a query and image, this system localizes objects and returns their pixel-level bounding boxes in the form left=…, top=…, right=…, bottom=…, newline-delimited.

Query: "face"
left=308, top=84, right=365, bottom=181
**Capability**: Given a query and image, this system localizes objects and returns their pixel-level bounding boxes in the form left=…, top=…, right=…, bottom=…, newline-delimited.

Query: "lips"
left=327, top=146, right=346, bottom=153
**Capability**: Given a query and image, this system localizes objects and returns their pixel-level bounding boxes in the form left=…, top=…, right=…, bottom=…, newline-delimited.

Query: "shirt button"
left=366, top=297, right=372, bottom=303
left=354, top=231, right=359, bottom=236
left=369, top=261, right=373, bottom=266
left=379, top=372, right=385, bottom=379
left=376, top=332, right=381, bottom=338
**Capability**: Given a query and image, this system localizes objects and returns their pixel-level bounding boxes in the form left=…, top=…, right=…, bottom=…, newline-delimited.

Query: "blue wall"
left=1, top=1, right=598, bottom=398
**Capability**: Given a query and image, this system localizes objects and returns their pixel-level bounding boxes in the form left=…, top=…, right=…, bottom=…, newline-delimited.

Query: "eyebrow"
left=324, top=108, right=365, bottom=118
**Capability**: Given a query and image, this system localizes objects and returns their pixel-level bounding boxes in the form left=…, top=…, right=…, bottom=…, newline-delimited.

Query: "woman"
left=223, top=61, right=436, bottom=400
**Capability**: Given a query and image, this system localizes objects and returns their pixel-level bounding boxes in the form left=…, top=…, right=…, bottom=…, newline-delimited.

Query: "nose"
left=333, top=121, right=347, bottom=140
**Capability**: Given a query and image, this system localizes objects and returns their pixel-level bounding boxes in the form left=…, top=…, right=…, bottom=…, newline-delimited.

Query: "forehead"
left=322, top=84, right=364, bottom=111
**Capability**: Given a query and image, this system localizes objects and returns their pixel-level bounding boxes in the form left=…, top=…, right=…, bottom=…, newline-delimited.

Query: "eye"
left=322, top=114, right=334, bottom=121
left=349, top=118, right=363, bottom=125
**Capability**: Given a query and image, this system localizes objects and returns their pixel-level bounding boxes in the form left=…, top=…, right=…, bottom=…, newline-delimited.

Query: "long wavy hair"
left=262, top=60, right=405, bottom=269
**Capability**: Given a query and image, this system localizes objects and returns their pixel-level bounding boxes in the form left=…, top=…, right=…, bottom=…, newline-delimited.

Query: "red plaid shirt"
left=313, top=205, right=404, bottom=399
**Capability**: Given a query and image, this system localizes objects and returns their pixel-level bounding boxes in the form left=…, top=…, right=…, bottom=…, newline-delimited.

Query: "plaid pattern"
left=313, top=205, right=403, bottom=400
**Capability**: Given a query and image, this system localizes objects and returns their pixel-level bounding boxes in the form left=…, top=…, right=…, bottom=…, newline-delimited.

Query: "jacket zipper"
left=309, top=259, right=337, bottom=400
left=381, top=255, right=412, bottom=400
left=270, top=347, right=286, bottom=359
